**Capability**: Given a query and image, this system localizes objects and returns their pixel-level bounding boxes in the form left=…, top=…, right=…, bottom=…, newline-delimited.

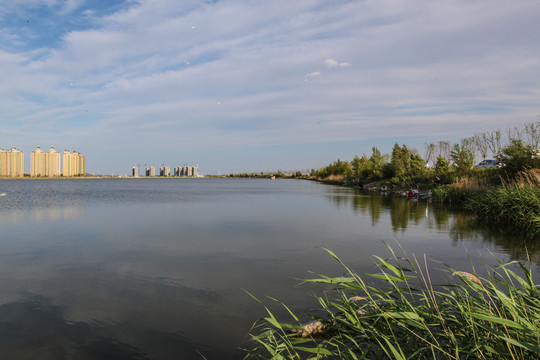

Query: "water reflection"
left=0, top=207, right=84, bottom=225
left=326, top=188, right=540, bottom=264
left=0, top=209, right=24, bottom=225
left=30, top=206, right=85, bottom=223
left=449, top=216, right=540, bottom=263
left=0, top=293, right=153, bottom=360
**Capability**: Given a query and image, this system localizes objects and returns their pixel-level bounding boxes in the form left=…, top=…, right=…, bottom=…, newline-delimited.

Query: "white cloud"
left=58, top=0, right=85, bottom=15
left=323, top=59, right=351, bottom=68
left=0, top=0, right=539, bottom=173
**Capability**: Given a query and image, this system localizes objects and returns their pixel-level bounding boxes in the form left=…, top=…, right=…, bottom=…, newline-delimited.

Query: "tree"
left=474, top=133, right=489, bottom=160
left=369, top=147, right=386, bottom=179
left=424, top=143, right=436, bottom=167
left=436, top=141, right=452, bottom=161
left=409, top=153, right=426, bottom=177
left=435, top=156, right=450, bottom=174
left=451, top=143, right=474, bottom=174
left=500, top=139, right=538, bottom=174
left=523, top=121, right=540, bottom=149
left=390, top=143, right=426, bottom=178
left=390, top=143, right=410, bottom=177
left=486, top=130, right=502, bottom=159
left=351, top=154, right=371, bottom=180
left=507, top=126, right=523, bottom=142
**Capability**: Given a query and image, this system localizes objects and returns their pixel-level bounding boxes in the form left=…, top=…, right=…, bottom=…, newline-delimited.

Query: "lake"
left=0, top=178, right=537, bottom=359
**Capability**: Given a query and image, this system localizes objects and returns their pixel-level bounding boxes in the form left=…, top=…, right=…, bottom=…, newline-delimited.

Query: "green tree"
left=500, top=139, right=539, bottom=174
left=390, top=143, right=409, bottom=177
left=351, top=154, right=371, bottom=180
left=369, top=147, right=386, bottom=179
left=390, top=143, right=426, bottom=178
left=451, top=143, right=474, bottom=174
left=435, top=156, right=450, bottom=174
left=409, top=153, right=426, bottom=177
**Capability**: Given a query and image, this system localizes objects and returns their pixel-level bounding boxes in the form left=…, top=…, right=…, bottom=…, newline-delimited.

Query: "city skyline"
left=0, top=146, right=85, bottom=177
left=0, top=1, right=539, bottom=175
left=131, top=165, right=198, bottom=177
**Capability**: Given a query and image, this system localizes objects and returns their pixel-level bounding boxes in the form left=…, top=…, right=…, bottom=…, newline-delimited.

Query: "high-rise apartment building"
left=132, top=166, right=139, bottom=177
left=160, top=166, right=170, bottom=176
left=31, top=146, right=61, bottom=177
left=63, top=150, right=86, bottom=176
left=172, top=165, right=198, bottom=177
left=146, top=166, right=156, bottom=176
left=0, top=147, right=24, bottom=177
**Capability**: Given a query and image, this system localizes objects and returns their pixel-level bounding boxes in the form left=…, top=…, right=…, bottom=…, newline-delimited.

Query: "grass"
left=431, top=169, right=540, bottom=230
left=465, top=169, right=540, bottom=230
left=244, top=245, right=540, bottom=359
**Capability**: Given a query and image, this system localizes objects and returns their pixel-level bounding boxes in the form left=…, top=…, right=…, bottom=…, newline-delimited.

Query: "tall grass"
left=465, top=169, right=540, bottom=229
left=244, top=246, right=540, bottom=359
left=431, top=169, right=540, bottom=230
left=431, top=175, right=491, bottom=204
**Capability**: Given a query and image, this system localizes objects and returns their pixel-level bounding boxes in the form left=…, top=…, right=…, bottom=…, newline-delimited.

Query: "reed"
left=449, top=176, right=490, bottom=191
left=431, top=169, right=540, bottom=229
left=244, top=246, right=540, bottom=359
left=466, top=169, right=540, bottom=229
left=503, top=169, right=540, bottom=188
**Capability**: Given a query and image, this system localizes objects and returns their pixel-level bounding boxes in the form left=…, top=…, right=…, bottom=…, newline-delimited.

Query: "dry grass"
left=326, top=174, right=346, bottom=182
left=452, top=271, right=482, bottom=285
left=449, top=176, right=490, bottom=191
left=504, top=168, right=540, bottom=188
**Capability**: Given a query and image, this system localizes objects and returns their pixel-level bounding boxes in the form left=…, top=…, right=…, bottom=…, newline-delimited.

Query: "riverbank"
left=312, top=169, right=540, bottom=231
left=0, top=175, right=205, bottom=180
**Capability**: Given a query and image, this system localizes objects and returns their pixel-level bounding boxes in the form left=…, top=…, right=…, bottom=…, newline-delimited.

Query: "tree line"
left=311, top=121, right=540, bottom=184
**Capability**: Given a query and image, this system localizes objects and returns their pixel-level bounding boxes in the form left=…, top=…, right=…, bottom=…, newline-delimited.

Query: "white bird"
left=0, top=193, right=6, bottom=196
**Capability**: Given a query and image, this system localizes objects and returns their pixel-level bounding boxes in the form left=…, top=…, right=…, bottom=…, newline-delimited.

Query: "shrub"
left=500, top=140, right=539, bottom=175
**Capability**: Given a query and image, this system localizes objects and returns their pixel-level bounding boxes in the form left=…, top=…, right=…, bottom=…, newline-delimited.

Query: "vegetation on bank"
left=227, top=170, right=305, bottom=179
left=430, top=169, right=540, bottom=230
left=308, top=122, right=540, bottom=229
left=310, top=122, right=539, bottom=188
left=244, top=247, right=540, bottom=359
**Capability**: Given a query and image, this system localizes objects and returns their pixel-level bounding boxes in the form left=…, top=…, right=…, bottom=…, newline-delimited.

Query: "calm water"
left=0, top=178, right=537, bottom=359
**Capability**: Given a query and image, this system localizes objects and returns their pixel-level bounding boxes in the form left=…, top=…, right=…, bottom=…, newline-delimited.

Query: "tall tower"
left=48, top=147, right=61, bottom=176
left=6, top=147, right=24, bottom=177
left=63, top=150, right=86, bottom=176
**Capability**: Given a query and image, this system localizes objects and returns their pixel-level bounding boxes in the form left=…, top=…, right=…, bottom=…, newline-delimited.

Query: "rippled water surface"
left=0, top=178, right=537, bottom=359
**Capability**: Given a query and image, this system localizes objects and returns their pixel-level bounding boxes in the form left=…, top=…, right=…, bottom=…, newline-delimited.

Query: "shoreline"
left=0, top=176, right=205, bottom=180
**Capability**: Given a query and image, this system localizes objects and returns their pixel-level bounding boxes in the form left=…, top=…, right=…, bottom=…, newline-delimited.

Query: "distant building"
left=172, top=165, right=198, bottom=177
left=160, top=166, right=170, bottom=176
left=146, top=166, right=155, bottom=176
left=31, top=146, right=60, bottom=177
left=0, top=147, right=24, bottom=177
left=63, top=150, right=86, bottom=176
left=132, top=166, right=139, bottom=177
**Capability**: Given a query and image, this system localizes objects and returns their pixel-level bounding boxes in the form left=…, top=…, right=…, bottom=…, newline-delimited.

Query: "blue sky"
left=0, top=0, right=539, bottom=175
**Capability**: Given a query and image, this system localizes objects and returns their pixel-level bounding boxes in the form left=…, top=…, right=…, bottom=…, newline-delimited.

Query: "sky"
left=0, top=0, right=539, bottom=175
